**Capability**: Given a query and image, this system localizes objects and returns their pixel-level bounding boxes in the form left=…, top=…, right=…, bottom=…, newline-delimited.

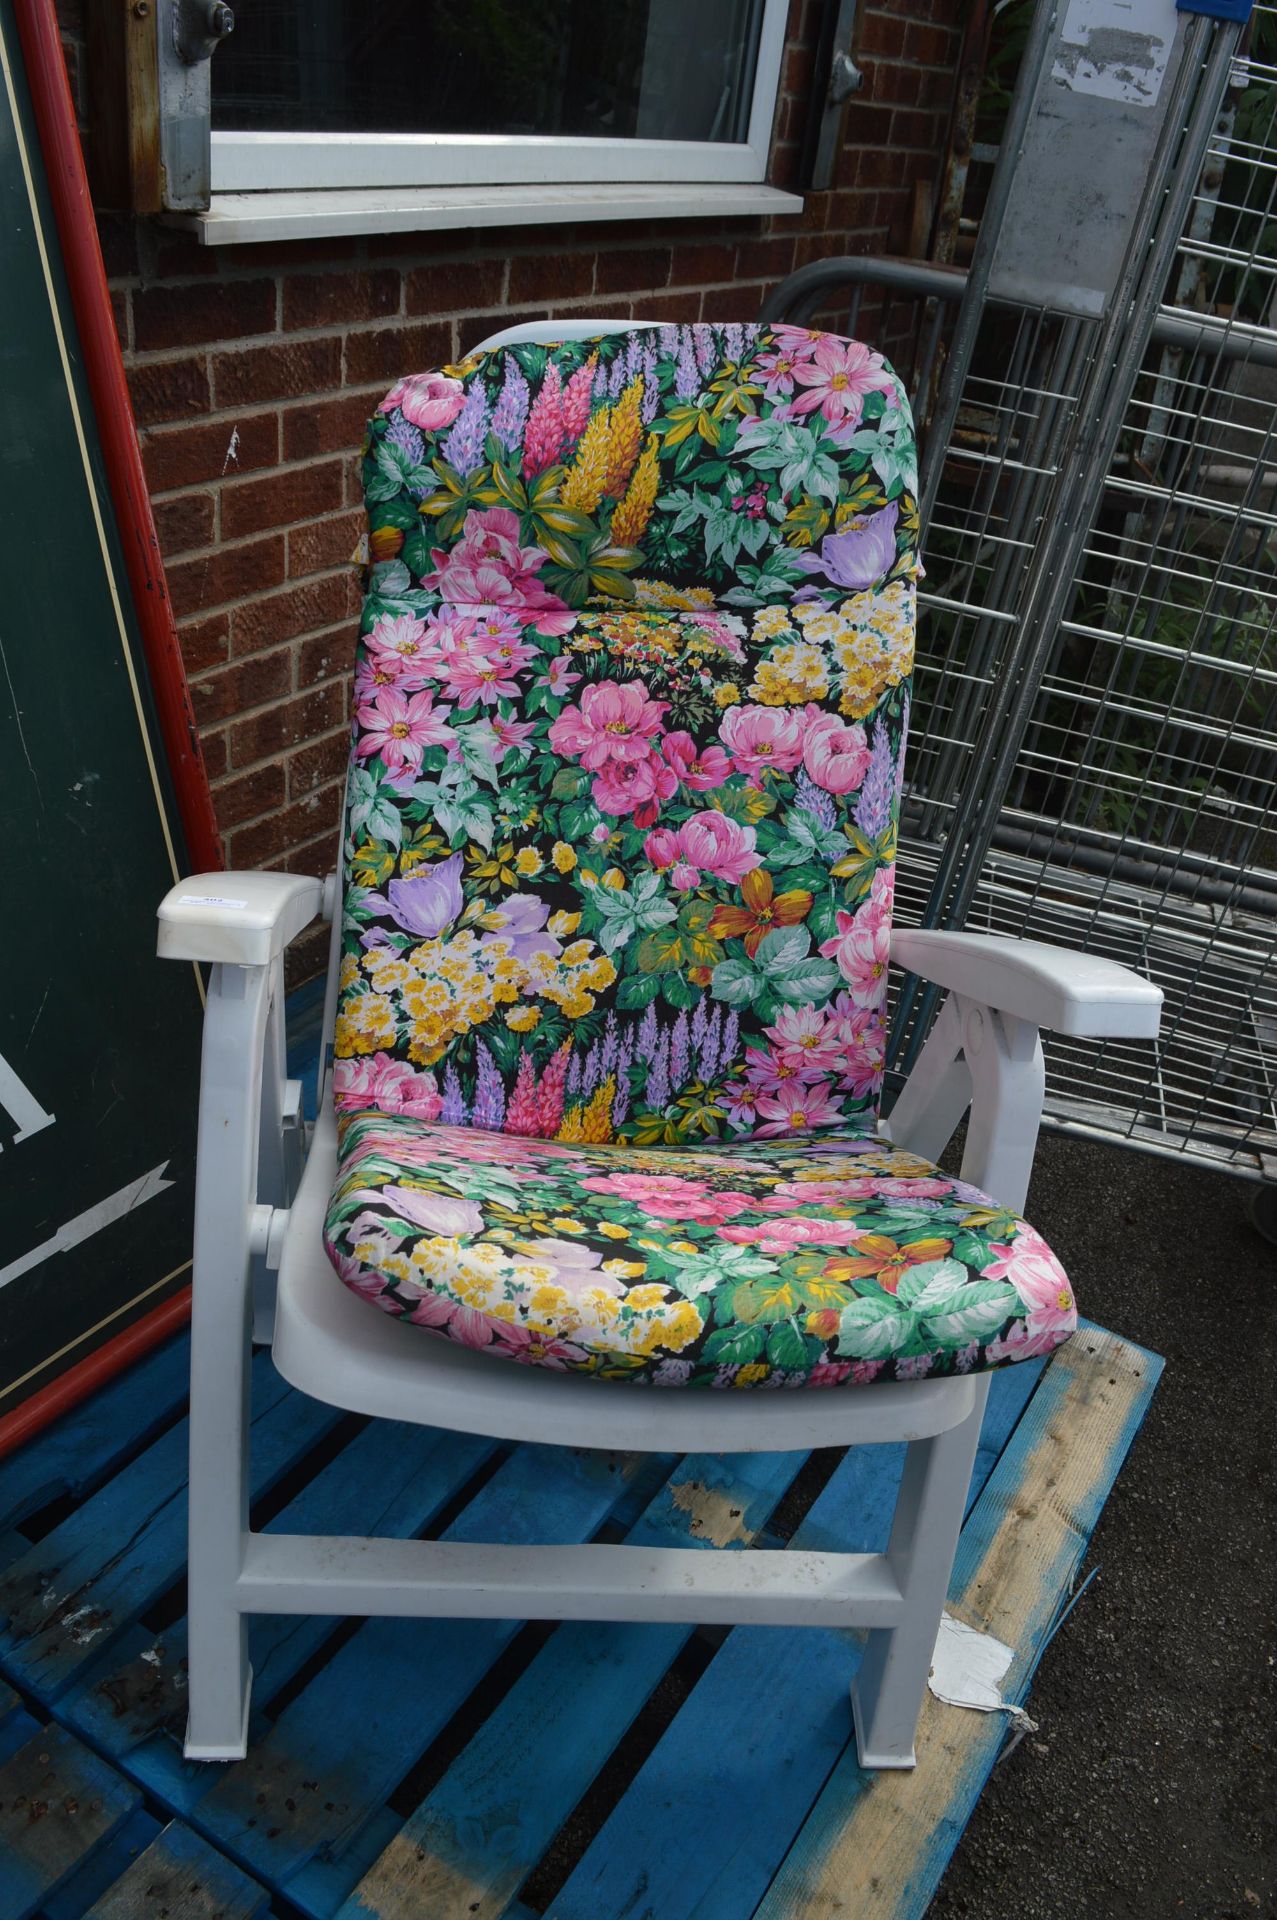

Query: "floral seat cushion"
left=324, top=321, right=1077, bottom=1385
left=323, top=1114, right=1077, bottom=1387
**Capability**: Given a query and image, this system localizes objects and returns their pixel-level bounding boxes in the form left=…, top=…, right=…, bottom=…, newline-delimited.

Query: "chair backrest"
left=334, top=321, right=919, bottom=1145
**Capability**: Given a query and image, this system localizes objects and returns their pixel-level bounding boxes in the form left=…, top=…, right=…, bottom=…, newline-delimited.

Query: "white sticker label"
left=1053, top=0, right=1172, bottom=107
left=178, top=894, right=249, bottom=909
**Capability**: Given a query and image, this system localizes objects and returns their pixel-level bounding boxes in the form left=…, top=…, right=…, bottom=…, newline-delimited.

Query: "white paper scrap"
left=928, top=1612, right=1037, bottom=1731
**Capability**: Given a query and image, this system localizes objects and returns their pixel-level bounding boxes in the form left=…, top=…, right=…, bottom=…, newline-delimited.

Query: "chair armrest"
left=157, top=871, right=326, bottom=967
left=890, top=929, right=1162, bottom=1039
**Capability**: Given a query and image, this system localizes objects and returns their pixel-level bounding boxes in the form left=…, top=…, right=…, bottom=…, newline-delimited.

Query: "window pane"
left=213, top=0, right=765, bottom=145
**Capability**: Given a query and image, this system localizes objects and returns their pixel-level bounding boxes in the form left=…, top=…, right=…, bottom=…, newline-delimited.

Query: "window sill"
left=170, top=180, right=804, bottom=247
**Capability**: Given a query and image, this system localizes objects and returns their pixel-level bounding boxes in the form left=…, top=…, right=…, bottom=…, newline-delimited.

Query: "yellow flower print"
left=549, top=1216, right=586, bottom=1234
left=506, top=1005, right=540, bottom=1032
left=734, top=1363, right=771, bottom=1387
left=604, top=1259, right=649, bottom=1279
left=633, top=579, right=715, bottom=611
left=661, top=1301, right=703, bottom=1351
left=751, top=603, right=793, bottom=640
left=712, top=683, right=741, bottom=708
left=339, top=954, right=360, bottom=991
left=551, top=841, right=577, bottom=873
left=513, top=847, right=543, bottom=878
left=625, top=1282, right=670, bottom=1309
left=335, top=992, right=397, bottom=1056
left=597, top=1221, right=630, bottom=1240
left=749, top=642, right=829, bottom=706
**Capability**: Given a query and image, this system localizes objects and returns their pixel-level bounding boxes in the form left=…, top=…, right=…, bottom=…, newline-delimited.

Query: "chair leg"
left=851, top=1375, right=990, bottom=1768
left=183, top=960, right=270, bottom=1761
left=185, top=1594, right=252, bottom=1761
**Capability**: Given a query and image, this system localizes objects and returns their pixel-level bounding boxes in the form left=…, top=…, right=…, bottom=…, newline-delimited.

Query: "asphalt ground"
left=931, top=1130, right=1277, bottom=1920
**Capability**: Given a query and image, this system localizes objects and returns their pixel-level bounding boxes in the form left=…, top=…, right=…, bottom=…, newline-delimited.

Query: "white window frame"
left=210, top=0, right=789, bottom=195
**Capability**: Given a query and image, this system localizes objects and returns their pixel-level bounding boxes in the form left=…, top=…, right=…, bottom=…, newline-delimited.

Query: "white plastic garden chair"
left=158, top=319, right=1162, bottom=1768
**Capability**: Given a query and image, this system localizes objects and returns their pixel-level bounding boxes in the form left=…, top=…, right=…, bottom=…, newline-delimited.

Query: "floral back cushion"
left=334, top=324, right=919, bottom=1147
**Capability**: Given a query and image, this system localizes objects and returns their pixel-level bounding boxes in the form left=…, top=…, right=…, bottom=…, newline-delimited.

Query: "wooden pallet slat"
left=752, top=1326, right=1162, bottom=1920
left=0, top=1354, right=341, bottom=1704
left=83, top=1820, right=270, bottom=1920
left=0, top=1338, right=191, bottom=1535
left=190, top=1437, right=666, bottom=1895
left=0, top=1723, right=139, bottom=1920
left=538, top=1358, right=1048, bottom=1920
left=336, top=1446, right=811, bottom=1920
left=60, top=1419, right=499, bottom=1802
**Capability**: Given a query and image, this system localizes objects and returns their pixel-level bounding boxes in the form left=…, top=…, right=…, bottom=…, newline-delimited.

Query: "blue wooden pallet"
left=0, top=1323, right=1161, bottom=1920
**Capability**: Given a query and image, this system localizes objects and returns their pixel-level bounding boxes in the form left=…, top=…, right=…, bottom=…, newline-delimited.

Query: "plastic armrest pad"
left=157, top=871, right=325, bottom=966
left=890, top=929, right=1163, bottom=1038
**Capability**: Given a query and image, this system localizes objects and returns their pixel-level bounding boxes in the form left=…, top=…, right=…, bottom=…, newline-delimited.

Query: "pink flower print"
left=355, top=685, right=454, bottom=774
left=874, top=1176, right=953, bottom=1200
left=835, top=1014, right=886, bottom=1100
left=427, top=506, right=567, bottom=615
left=788, top=335, right=895, bottom=431
left=802, top=710, right=872, bottom=794
left=643, top=827, right=680, bottom=870
left=490, top=1323, right=592, bottom=1370
left=578, top=1171, right=752, bottom=1226
left=723, top=1081, right=760, bottom=1131
left=805, top=1360, right=856, bottom=1388
left=549, top=679, right=668, bottom=770
left=443, top=637, right=537, bottom=706
left=380, top=369, right=466, bottom=431
left=522, top=363, right=565, bottom=478
left=661, top=731, right=732, bottom=791
left=354, top=653, right=404, bottom=705
left=981, top=1223, right=1077, bottom=1355
left=742, top=1044, right=801, bottom=1094
left=591, top=750, right=678, bottom=826
left=333, top=1053, right=443, bottom=1121
left=367, top=612, right=436, bottom=671
left=820, top=898, right=891, bottom=1007
left=670, top=810, right=762, bottom=886
left=409, top=1293, right=499, bottom=1350
left=753, top=1079, right=844, bottom=1136
left=754, top=344, right=802, bottom=398
left=561, top=356, right=598, bottom=445
left=490, top=715, right=536, bottom=759
left=719, top=704, right=805, bottom=781
left=758, top=1176, right=878, bottom=1208
left=763, top=1005, right=846, bottom=1078
left=468, top=607, right=528, bottom=649
left=720, top=1215, right=862, bottom=1253
left=541, top=654, right=581, bottom=697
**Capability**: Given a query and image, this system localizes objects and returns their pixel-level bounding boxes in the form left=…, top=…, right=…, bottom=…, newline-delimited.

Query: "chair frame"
left=158, top=321, right=1163, bottom=1771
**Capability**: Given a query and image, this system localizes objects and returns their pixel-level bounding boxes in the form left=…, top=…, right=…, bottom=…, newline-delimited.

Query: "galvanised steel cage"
left=764, top=3, right=1277, bottom=1186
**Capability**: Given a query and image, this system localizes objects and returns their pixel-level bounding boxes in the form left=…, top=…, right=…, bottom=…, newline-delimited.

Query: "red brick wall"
left=62, top=0, right=961, bottom=979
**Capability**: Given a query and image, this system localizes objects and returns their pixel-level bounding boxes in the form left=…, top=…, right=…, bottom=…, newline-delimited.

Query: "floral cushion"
left=323, top=1116, right=1078, bottom=1387
left=324, top=322, right=1076, bottom=1386
left=335, top=323, right=917, bottom=1148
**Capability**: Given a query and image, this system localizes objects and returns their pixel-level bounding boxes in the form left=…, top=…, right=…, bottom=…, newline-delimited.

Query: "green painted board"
left=0, top=3, right=203, bottom=1412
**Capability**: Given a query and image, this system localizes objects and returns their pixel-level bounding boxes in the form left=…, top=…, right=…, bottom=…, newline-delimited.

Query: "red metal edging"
left=0, top=1285, right=192, bottom=1460
left=5, top=1, right=216, bottom=1447
left=13, top=0, right=223, bottom=874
